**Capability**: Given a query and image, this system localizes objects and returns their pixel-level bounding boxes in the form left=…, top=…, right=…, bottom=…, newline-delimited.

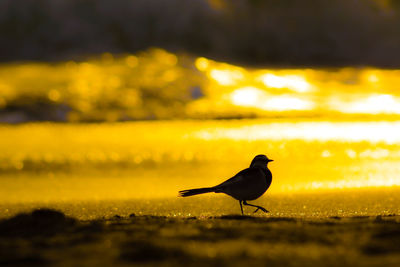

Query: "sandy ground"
left=1, top=208, right=400, bottom=266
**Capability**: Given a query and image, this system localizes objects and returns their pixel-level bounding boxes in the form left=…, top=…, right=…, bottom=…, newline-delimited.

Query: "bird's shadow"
left=211, top=214, right=296, bottom=222
left=218, top=215, right=256, bottom=220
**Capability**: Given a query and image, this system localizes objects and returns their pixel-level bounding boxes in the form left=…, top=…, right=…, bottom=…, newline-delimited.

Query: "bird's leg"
left=239, top=200, right=243, bottom=215
left=243, top=201, right=269, bottom=213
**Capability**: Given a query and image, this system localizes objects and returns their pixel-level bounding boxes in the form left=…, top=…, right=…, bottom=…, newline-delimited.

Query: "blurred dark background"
left=1, top=0, right=400, bottom=67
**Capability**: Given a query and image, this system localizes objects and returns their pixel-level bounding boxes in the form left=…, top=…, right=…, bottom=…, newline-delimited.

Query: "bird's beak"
left=267, top=159, right=274, bottom=162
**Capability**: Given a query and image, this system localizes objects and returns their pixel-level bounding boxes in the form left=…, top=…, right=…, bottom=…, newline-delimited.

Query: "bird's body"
left=179, top=154, right=273, bottom=214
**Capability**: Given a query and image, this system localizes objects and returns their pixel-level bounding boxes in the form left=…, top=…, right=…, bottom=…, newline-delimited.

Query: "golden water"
left=0, top=120, right=399, bottom=219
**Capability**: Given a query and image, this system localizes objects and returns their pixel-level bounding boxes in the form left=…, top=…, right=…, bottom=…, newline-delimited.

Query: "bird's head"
left=250, top=154, right=273, bottom=168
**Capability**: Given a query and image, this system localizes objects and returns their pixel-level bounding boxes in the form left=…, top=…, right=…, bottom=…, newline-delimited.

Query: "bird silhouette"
left=179, top=154, right=273, bottom=215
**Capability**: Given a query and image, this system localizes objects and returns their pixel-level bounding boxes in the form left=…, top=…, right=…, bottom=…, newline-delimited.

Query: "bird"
left=179, top=154, right=273, bottom=215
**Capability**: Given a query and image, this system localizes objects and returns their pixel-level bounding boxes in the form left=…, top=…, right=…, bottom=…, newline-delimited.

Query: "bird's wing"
left=214, top=168, right=263, bottom=190
left=214, top=168, right=268, bottom=200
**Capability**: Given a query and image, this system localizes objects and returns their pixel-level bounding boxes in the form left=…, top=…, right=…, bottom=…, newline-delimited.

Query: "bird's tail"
left=178, top=187, right=215, bottom=197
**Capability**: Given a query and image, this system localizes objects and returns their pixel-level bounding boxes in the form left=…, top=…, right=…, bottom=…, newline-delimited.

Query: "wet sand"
left=1, top=208, right=400, bottom=266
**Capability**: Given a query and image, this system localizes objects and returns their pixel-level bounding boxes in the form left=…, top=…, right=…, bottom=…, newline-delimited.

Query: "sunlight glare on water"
left=258, top=73, right=311, bottom=93
left=0, top=119, right=400, bottom=207
left=330, top=94, right=400, bottom=114
left=230, top=87, right=314, bottom=111
left=191, top=121, right=400, bottom=144
left=191, top=56, right=400, bottom=118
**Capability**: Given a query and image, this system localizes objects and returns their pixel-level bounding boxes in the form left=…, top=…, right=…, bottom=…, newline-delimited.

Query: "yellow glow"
left=262, top=96, right=313, bottom=111
left=1, top=50, right=400, bottom=121
left=1, top=120, right=400, bottom=206
left=230, top=87, right=265, bottom=107
left=6, top=49, right=400, bottom=121
left=359, top=149, right=389, bottom=159
left=195, top=57, right=209, bottom=71
left=301, top=176, right=400, bottom=191
left=125, top=55, right=138, bottom=68
left=193, top=121, right=400, bottom=144
left=153, top=48, right=177, bottom=66
left=230, top=87, right=313, bottom=111
left=331, top=94, right=400, bottom=114
left=368, top=74, right=379, bottom=83
left=258, top=73, right=311, bottom=92
left=2, top=49, right=400, bottom=208
left=48, top=89, right=61, bottom=101
left=209, top=69, right=244, bottom=86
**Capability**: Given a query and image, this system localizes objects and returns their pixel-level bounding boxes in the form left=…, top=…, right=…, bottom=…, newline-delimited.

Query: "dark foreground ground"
left=0, top=209, right=399, bottom=266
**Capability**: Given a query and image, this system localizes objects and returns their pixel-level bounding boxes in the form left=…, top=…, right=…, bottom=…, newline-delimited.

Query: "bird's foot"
left=242, top=201, right=269, bottom=214
left=253, top=207, right=269, bottom=213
